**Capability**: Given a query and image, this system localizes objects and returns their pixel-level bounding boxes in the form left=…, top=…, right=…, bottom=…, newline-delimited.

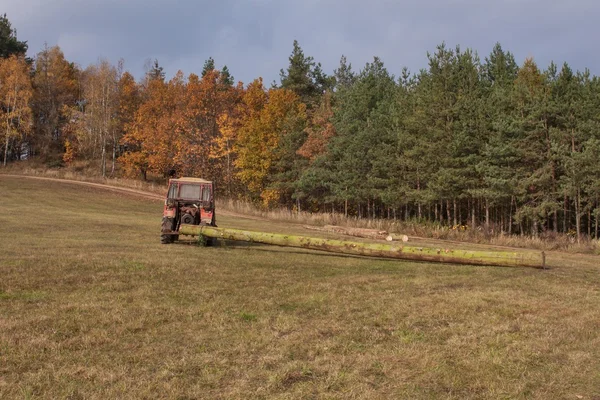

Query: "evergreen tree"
left=320, top=57, right=396, bottom=217
left=280, top=40, right=332, bottom=105
left=202, top=57, right=215, bottom=77
left=476, top=44, right=520, bottom=231
left=410, top=44, right=462, bottom=222
left=220, top=65, right=234, bottom=86
left=511, top=58, right=555, bottom=236
left=334, top=55, right=356, bottom=91
left=0, top=14, right=28, bottom=59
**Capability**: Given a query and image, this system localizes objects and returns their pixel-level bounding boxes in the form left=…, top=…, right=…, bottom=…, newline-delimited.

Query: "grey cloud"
left=4, top=0, right=600, bottom=84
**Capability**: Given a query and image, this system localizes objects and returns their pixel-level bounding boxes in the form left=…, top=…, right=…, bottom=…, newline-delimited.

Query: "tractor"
left=160, top=177, right=216, bottom=244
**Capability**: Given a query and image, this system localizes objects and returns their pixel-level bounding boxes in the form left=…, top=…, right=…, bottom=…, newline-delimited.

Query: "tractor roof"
left=170, top=177, right=212, bottom=184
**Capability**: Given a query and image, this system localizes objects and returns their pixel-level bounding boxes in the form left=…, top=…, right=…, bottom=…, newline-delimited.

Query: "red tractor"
left=161, top=177, right=216, bottom=244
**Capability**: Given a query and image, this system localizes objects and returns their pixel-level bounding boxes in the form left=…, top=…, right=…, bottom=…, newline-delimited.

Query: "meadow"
left=1, top=176, right=599, bottom=399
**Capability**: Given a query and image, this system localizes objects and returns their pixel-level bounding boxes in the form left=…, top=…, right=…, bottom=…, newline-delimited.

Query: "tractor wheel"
left=160, top=234, right=171, bottom=244
left=200, top=222, right=215, bottom=247
left=161, top=217, right=175, bottom=244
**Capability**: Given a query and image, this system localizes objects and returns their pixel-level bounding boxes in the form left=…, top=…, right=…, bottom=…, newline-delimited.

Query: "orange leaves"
left=120, top=67, right=241, bottom=181
left=298, top=91, right=335, bottom=161
left=118, top=71, right=140, bottom=133
left=0, top=55, right=33, bottom=165
left=117, top=65, right=318, bottom=201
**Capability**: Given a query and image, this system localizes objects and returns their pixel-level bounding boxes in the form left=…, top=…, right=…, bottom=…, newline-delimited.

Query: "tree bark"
left=576, top=188, right=581, bottom=243
left=3, top=128, right=9, bottom=167
left=101, top=135, right=107, bottom=178
left=471, top=199, right=476, bottom=229
left=453, top=198, right=457, bottom=226
left=4, top=94, right=13, bottom=167
left=594, top=194, right=598, bottom=239
left=563, top=194, right=568, bottom=233
left=588, top=209, right=591, bottom=238
left=485, top=198, right=490, bottom=230
left=509, top=197, right=514, bottom=235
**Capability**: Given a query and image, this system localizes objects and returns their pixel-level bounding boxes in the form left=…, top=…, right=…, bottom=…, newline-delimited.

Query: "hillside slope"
left=1, top=175, right=599, bottom=399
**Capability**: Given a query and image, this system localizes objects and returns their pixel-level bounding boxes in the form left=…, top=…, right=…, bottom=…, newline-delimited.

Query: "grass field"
left=1, top=176, right=600, bottom=399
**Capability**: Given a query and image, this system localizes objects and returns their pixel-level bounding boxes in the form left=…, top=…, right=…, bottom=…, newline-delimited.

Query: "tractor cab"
left=161, top=177, right=216, bottom=244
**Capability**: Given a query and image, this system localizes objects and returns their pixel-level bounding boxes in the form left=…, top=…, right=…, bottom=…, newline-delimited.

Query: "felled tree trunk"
left=178, top=225, right=546, bottom=269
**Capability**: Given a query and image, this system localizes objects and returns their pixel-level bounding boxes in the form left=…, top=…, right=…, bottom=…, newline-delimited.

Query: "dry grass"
left=6, top=160, right=598, bottom=255
left=2, top=159, right=167, bottom=196
left=1, top=176, right=600, bottom=399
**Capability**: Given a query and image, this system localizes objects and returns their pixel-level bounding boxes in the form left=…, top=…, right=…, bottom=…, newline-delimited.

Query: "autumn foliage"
left=0, top=55, right=32, bottom=166
left=2, top=10, right=600, bottom=240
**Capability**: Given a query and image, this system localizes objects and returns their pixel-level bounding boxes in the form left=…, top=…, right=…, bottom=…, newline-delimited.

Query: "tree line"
left=1, top=15, right=599, bottom=241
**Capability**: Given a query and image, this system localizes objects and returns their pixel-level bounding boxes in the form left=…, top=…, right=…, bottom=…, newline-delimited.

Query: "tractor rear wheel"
left=161, top=217, right=175, bottom=244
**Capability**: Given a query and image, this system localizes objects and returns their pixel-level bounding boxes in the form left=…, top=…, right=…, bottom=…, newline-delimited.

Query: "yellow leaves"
left=260, top=188, right=281, bottom=207
left=33, top=46, right=78, bottom=113
left=233, top=83, right=306, bottom=202
left=212, top=113, right=236, bottom=160
left=0, top=55, right=33, bottom=137
left=63, top=139, right=75, bottom=165
left=0, top=55, right=33, bottom=164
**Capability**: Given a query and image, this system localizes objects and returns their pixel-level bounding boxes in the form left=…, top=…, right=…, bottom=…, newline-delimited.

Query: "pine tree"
left=334, top=55, right=355, bottom=91
left=321, top=57, right=396, bottom=217
left=220, top=65, right=234, bottom=86
left=410, top=44, right=462, bottom=223
left=477, top=44, right=520, bottom=232
left=0, top=14, right=28, bottom=59
left=280, top=40, right=331, bottom=106
left=202, top=57, right=215, bottom=77
left=510, top=58, right=556, bottom=236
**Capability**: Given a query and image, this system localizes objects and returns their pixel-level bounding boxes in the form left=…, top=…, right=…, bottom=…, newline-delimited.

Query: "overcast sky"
left=4, top=0, right=599, bottom=83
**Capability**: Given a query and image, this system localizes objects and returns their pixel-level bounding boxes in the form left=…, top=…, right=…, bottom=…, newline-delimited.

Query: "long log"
left=178, top=225, right=546, bottom=269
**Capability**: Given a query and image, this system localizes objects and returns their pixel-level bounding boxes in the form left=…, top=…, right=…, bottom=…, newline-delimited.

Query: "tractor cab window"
left=167, top=184, right=177, bottom=199
left=178, top=184, right=201, bottom=200
left=201, top=185, right=211, bottom=202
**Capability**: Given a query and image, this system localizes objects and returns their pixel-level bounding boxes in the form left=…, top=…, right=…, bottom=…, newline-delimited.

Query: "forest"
left=1, top=14, right=599, bottom=241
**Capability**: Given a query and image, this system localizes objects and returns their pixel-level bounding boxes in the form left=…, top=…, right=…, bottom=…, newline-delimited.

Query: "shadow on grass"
left=171, top=238, right=528, bottom=270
